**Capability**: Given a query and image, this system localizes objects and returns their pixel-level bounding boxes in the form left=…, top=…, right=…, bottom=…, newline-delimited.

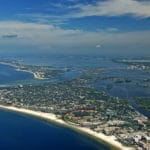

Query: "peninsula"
left=0, top=60, right=68, bottom=80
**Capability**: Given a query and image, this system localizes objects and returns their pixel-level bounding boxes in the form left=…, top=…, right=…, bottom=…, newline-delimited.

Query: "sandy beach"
left=16, top=68, right=47, bottom=80
left=0, top=105, right=134, bottom=150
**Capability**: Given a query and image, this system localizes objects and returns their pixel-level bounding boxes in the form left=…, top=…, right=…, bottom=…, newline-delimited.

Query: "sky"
left=0, top=0, right=150, bottom=56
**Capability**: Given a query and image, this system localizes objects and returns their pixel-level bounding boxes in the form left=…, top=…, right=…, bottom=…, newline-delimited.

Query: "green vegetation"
left=135, top=97, right=150, bottom=112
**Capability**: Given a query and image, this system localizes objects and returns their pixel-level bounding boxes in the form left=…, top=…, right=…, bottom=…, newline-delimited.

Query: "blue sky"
left=0, top=0, right=150, bottom=55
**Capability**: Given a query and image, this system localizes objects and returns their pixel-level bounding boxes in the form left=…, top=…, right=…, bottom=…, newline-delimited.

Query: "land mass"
left=0, top=59, right=150, bottom=150
left=0, top=81, right=150, bottom=150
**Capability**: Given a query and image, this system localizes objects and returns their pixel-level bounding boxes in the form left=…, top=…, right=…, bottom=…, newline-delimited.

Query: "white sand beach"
left=16, top=68, right=46, bottom=80
left=0, top=105, right=134, bottom=150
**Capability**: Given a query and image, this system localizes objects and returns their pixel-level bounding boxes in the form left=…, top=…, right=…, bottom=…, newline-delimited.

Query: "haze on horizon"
left=0, top=0, right=150, bottom=56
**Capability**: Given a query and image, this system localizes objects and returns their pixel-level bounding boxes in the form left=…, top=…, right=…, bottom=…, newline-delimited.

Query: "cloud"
left=0, top=21, right=150, bottom=54
left=16, top=13, right=68, bottom=25
left=1, top=34, right=18, bottom=39
left=71, top=0, right=150, bottom=18
left=96, top=44, right=101, bottom=48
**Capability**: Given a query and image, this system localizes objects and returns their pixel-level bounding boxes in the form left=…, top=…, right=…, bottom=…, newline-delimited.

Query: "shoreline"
left=16, top=68, right=47, bottom=80
left=0, top=105, right=134, bottom=150
left=0, top=62, right=47, bottom=80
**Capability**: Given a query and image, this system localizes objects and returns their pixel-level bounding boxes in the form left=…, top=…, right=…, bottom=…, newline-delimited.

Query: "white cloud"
left=0, top=21, right=150, bottom=54
left=96, top=44, right=102, bottom=48
left=16, top=13, right=68, bottom=25
left=71, top=0, right=150, bottom=18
